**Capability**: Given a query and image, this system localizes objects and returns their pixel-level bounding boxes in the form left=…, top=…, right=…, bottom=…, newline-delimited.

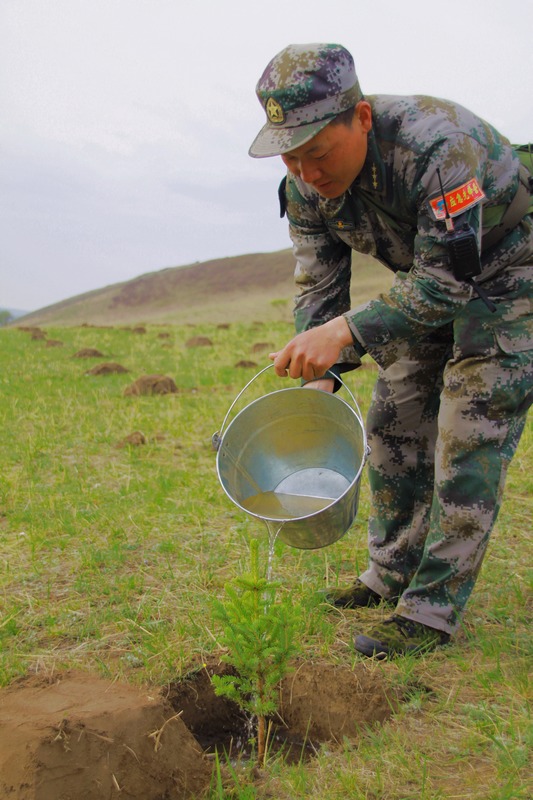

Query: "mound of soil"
left=73, top=348, right=105, bottom=358
left=0, top=661, right=400, bottom=798
left=123, top=375, right=178, bottom=396
left=234, top=360, right=258, bottom=368
left=279, top=660, right=397, bottom=740
left=251, top=342, right=274, bottom=353
left=116, top=431, right=147, bottom=447
left=85, top=362, right=129, bottom=375
left=0, top=672, right=211, bottom=800
left=18, top=326, right=46, bottom=335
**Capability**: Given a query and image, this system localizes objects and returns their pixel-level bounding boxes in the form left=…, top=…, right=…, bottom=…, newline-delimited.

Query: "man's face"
left=280, top=101, right=372, bottom=198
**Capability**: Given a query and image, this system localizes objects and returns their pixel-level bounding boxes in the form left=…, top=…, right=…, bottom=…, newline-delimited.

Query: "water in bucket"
left=241, top=490, right=333, bottom=519
left=215, top=373, right=367, bottom=550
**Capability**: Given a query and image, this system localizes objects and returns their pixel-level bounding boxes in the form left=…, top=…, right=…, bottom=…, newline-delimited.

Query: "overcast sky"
left=2, top=0, right=532, bottom=312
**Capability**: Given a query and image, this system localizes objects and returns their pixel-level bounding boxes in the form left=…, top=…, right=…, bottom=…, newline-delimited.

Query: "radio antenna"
left=436, top=167, right=454, bottom=231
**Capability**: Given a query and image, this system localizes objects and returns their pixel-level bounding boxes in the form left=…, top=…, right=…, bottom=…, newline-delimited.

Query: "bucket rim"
left=215, top=385, right=367, bottom=524
left=217, top=384, right=365, bottom=443
left=213, top=366, right=366, bottom=452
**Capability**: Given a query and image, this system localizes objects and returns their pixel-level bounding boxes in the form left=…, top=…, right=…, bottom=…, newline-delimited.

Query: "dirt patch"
left=278, top=660, right=397, bottom=741
left=0, top=661, right=400, bottom=798
left=18, top=326, right=45, bottom=334
left=0, top=671, right=211, bottom=800
left=123, top=375, right=178, bottom=396
left=234, top=359, right=258, bottom=369
left=73, top=348, right=105, bottom=358
left=85, top=362, right=129, bottom=375
left=116, top=431, right=147, bottom=447
left=251, top=342, right=274, bottom=353
left=167, top=659, right=399, bottom=757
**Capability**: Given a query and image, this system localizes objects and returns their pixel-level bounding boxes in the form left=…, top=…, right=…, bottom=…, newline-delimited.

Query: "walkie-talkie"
left=436, top=168, right=496, bottom=312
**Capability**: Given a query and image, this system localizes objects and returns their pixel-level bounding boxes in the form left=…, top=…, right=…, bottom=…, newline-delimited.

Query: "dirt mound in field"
left=0, top=662, right=399, bottom=798
left=116, top=430, right=147, bottom=447
left=123, top=374, right=178, bottom=395
left=185, top=336, right=213, bottom=347
left=0, top=671, right=211, bottom=800
left=85, top=362, right=129, bottom=375
left=73, top=348, right=105, bottom=358
left=251, top=342, right=274, bottom=353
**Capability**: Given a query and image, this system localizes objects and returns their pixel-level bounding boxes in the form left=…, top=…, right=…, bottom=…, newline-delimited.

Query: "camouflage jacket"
left=282, top=94, right=533, bottom=369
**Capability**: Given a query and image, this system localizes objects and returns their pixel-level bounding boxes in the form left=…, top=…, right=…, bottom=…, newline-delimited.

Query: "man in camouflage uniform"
left=249, top=43, right=532, bottom=658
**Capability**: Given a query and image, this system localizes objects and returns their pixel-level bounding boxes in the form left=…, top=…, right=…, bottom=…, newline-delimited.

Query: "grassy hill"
left=16, top=249, right=394, bottom=327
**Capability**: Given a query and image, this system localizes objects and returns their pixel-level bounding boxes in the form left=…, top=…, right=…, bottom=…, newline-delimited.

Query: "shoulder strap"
left=482, top=155, right=533, bottom=251
left=513, top=143, right=533, bottom=179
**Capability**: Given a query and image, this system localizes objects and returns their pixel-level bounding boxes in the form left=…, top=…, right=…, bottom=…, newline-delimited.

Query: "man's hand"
left=269, top=316, right=352, bottom=381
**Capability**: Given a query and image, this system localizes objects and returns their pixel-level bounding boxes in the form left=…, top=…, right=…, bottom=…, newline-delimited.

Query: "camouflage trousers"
left=359, top=262, right=532, bottom=634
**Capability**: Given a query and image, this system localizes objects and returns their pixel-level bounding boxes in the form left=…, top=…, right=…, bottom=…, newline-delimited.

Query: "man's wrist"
left=325, top=316, right=354, bottom=348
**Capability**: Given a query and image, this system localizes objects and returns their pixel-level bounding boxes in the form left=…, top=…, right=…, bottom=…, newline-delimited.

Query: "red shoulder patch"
left=429, top=177, right=485, bottom=220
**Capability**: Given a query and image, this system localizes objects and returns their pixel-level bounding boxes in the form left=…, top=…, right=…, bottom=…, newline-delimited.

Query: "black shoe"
left=354, top=615, right=451, bottom=659
left=322, top=579, right=391, bottom=609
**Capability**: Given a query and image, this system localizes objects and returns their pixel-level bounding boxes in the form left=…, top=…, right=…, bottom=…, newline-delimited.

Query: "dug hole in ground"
left=0, top=659, right=400, bottom=798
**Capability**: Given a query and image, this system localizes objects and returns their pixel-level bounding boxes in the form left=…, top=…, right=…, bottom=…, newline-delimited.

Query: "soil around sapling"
left=0, top=660, right=401, bottom=799
left=167, top=658, right=400, bottom=760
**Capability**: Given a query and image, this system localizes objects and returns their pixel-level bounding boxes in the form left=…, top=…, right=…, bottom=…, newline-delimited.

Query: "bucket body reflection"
left=216, top=387, right=366, bottom=550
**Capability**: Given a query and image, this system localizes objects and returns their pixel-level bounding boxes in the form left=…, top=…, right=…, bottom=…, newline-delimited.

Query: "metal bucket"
left=213, top=366, right=368, bottom=550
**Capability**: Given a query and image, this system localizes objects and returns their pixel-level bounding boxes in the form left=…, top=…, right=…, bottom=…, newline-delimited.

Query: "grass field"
left=1, top=322, right=531, bottom=799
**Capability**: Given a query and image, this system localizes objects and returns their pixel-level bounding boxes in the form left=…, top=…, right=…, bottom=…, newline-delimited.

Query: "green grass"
left=0, top=322, right=531, bottom=799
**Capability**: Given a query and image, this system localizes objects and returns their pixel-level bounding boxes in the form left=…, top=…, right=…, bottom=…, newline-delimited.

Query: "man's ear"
left=356, top=100, right=372, bottom=132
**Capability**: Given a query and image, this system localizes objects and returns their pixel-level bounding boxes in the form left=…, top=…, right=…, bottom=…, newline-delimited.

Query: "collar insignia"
left=371, top=164, right=378, bottom=190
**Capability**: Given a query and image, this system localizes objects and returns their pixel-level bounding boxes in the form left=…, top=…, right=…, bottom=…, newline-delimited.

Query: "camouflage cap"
left=249, top=43, right=361, bottom=159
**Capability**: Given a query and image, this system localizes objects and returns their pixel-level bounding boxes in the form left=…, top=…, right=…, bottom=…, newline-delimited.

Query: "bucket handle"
left=212, top=364, right=366, bottom=452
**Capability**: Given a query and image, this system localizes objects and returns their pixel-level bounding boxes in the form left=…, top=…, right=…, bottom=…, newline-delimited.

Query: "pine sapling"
left=211, top=537, right=301, bottom=766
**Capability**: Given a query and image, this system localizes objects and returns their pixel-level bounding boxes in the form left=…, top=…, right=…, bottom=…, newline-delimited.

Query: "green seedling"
left=210, top=538, right=301, bottom=766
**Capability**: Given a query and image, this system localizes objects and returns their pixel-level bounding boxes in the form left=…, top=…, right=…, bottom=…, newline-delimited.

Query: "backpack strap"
left=514, top=143, right=533, bottom=177
left=482, top=158, right=533, bottom=251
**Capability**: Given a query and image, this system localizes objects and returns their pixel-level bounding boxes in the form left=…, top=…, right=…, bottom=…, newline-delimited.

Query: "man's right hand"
left=268, top=316, right=352, bottom=382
